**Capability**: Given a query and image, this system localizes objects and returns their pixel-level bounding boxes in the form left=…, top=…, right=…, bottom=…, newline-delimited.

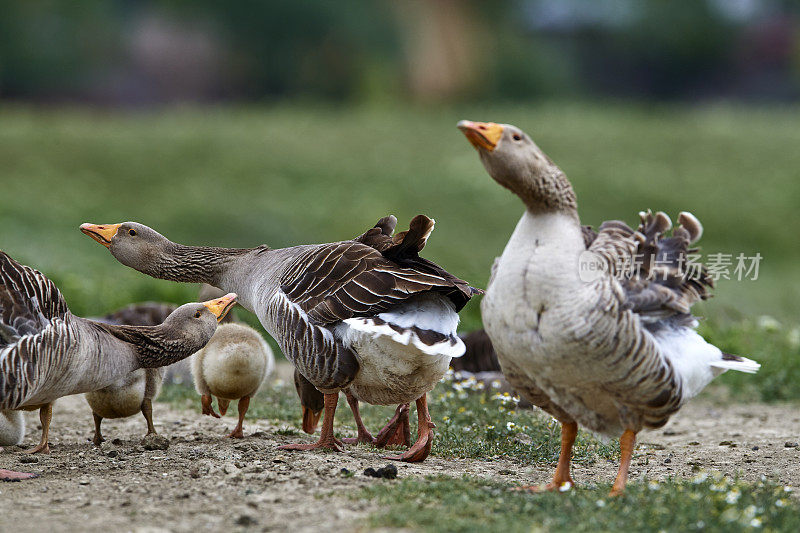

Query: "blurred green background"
left=1, top=1, right=799, bottom=395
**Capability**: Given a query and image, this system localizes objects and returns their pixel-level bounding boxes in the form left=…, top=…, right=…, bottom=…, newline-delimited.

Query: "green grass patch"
left=700, top=318, right=800, bottom=402
left=158, top=369, right=616, bottom=465
left=357, top=472, right=799, bottom=533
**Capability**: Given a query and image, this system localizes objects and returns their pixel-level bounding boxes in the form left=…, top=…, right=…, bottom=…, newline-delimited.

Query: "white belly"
left=337, top=294, right=464, bottom=405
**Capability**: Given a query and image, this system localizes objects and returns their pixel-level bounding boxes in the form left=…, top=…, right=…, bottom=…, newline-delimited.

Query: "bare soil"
left=2, top=373, right=799, bottom=533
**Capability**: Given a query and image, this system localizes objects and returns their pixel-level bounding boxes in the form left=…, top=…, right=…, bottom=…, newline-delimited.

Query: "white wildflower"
left=506, top=422, right=516, bottom=431
left=725, top=490, right=741, bottom=504
left=491, top=380, right=501, bottom=389
left=595, top=499, right=606, bottom=508
left=559, top=481, right=572, bottom=492
left=757, top=315, right=780, bottom=332
left=648, top=480, right=660, bottom=491
left=692, top=472, right=709, bottom=484
left=749, top=518, right=762, bottom=528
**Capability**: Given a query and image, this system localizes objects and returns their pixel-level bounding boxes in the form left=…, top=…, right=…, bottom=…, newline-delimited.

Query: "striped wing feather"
left=283, top=216, right=476, bottom=325
left=588, top=211, right=712, bottom=322
left=0, top=251, right=72, bottom=409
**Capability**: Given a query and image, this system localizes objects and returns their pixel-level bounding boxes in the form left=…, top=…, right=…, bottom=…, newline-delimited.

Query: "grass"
left=158, top=369, right=617, bottom=465
left=356, top=473, right=800, bottom=533
left=2, top=102, right=799, bottom=399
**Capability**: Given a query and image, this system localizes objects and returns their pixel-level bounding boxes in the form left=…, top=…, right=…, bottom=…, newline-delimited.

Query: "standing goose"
left=80, top=215, right=480, bottom=461
left=84, top=302, right=175, bottom=446
left=0, top=250, right=235, bottom=481
left=457, top=120, right=759, bottom=495
left=191, top=322, right=274, bottom=438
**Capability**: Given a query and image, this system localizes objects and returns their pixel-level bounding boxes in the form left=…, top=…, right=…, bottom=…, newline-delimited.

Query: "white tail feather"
left=344, top=317, right=465, bottom=358
left=710, top=357, right=760, bottom=374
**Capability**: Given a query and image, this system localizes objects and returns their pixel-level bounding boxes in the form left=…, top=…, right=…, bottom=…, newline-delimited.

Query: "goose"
left=457, top=120, right=760, bottom=495
left=0, top=250, right=236, bottom=481
left=80, top=215, right=481, bottom=461
left=85, top=302, right=176, bottom=445
left=191, top=322, right=274, bottom=438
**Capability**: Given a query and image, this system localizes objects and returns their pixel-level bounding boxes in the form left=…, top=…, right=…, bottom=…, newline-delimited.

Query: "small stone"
left=784, top=442, right=798, bottom=448
left=107, top=450, right=119, bottom=458
left=498, top=469, right=514, bottom=475
left=141, top=434, right=170, bottom=451
left=752, top=446, right=759, bottom=451
left=18, top=455, right=38, bottom=464
left=663, top=458, right=671, bottom=464
left=688, top=441, right=700, bottom=446
left=235, top=514, right=258, bottom=526
left=189, top=466, right=201, bottom=479
left=718, top=440, right=735, bottom=447
left=78, top=479, right=90, bottom=486
left=111, top=438, right=123, bottom=446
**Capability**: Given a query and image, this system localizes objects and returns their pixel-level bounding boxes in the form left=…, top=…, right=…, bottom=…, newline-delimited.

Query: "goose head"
left=134, top=293, right=237, bottom=368
left=457, top=120, right=577, bottom=214
left=80, top=222, right=172, bottom=276
left=293, top=368, right=324, bottom=434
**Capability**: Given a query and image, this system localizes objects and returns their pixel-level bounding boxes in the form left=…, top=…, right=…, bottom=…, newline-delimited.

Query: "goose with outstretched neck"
left=458, top=120, right=759, bottom=495
left=80, top=215, right=480, bottom=461
left=0, top=250, right=235, bottom=481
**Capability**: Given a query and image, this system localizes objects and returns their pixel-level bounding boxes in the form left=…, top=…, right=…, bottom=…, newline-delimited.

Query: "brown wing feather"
left=589, top=211, right=713, bottom=321
left=282, top=218, right=478, bottom=326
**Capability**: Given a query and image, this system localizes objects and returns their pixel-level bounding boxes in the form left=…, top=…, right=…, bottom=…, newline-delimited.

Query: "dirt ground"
left=1, top=368, right=799, bottom=533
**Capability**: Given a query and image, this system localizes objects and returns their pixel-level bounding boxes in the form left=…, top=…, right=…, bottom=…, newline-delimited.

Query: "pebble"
left=18, top=455, right=38, bottom=464
left=141, top=435, right=170, bottom=451
left=235, top=514, right=258, bottom=526
left=107, top=450, right=119, bottom=458
left=785, top=441, right=799, bottom=448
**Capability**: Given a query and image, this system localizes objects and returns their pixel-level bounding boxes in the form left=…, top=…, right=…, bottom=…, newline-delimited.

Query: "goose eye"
left=512, top=134, right=522, bottom=141
left=128, top=229, right=137, bottom=236
left=194, top=310, right=202, bottom=318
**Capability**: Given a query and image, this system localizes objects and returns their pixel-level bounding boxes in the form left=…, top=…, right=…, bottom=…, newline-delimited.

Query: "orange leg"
left=609, top=429, right=636, bottom=496
left=278, top=393, right=344, bottom=452
left=227, top=396, right=250, bottom=438
left=24, top=403, right=52, bottom=454
left=341, top=391, right=375, bottom=445
left=385, top=394, right=434, bottom=462
left=200, top=395, right=221, bottom=418
left=374, top=404, right=411, bottom=448
left=517, top=421, right=578, bottom=492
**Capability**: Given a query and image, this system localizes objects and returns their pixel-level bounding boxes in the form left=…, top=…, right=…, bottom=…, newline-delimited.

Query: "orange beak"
left=201, top=293, right=238, bottom=322
left=457, top=120, right=504, bottom=151
left=80, top=223, right=121, bottom=248
left=302, top=405, right=323, bottom=434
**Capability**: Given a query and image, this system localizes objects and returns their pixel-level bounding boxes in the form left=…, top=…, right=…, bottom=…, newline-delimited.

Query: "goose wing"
left=588, top=211, right=712, bottom=322
left=586, top=212, right=726, bottom=430
left=0, top=251, right=72, bottom=409
left=270, top=215, right=479, bottom=391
